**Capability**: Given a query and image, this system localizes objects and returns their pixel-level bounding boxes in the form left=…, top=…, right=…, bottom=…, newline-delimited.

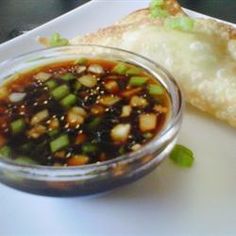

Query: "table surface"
left=0, top=0, right=235, bottom=43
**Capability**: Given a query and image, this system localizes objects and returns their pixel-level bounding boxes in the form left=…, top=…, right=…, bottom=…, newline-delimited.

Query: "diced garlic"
left=68, top=114, right=84, bottom=125
left=104, top=80, right=119, bottom=93
left=131, top=144, right=142, bottom=151
left=34, top=72, right=51, bottom=81
left=99, top=95, right=120, bottom=106
left=9, top=92, right=26, bottom=103
left=67, top=155, right=89, bottom=166
left=139, top=113, right=157, bottom=132
left=67, top=106, right=87, bottom=126
left=54, top=151, right=66, bottom=159
left=88, top=64, right=104, bottom=74
left=130, top=96, right=147, bottom=107
left=48, top=117, right=59, bottom=130
left=72, top=106, right=87, bottom=117
left=78, top=75, right=97, bottom=88
left=91, top=105, right=105, bottom=115
left=111, top=124, right=131, bottom=142
left=30, top=109, right=49, bottom=126
left=76, top=65, right=86, bottom=74
left=27, top=125, right=46, bottom=139
left=121, top=105, right=132, bottom=117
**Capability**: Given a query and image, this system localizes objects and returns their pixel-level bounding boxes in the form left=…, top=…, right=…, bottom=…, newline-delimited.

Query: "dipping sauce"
left=0, top=58, right=170, bottom=166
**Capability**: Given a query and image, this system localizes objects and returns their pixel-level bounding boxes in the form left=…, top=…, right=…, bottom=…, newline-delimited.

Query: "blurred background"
left=0, top=0, right=235, bottom=43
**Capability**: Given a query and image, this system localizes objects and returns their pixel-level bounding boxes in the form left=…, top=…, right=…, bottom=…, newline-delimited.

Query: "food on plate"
left=0, top=58, right=170, bottom=166
left=67, top=0, right=236, bottom=127
left=170, top=144, right=194, bottom=167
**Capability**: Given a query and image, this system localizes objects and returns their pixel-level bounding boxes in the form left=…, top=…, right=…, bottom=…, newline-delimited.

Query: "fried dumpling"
left=70, top=0, right=236, bottom=127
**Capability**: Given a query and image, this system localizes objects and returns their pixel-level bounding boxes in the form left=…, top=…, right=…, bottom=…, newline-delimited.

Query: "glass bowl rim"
left=0, top=44, right=183, bottom=176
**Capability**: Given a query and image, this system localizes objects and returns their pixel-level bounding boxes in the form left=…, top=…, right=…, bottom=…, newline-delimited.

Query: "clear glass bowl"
left=0, top=45, right=183, bottom=196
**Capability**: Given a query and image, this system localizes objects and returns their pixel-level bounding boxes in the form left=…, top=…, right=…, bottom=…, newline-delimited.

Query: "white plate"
left=0, top=1, right=236, bottom=236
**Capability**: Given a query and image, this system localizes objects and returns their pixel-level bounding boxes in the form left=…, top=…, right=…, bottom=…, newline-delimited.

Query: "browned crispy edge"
left=74, top=0, right=185, bottom=44
left=74, top=4, right=236, bottom=45
left=116, top=0, right=185, bottom=26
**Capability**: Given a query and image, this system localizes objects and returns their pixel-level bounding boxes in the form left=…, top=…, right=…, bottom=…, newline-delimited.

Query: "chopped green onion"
left=60, top=94, right=77, bottom=109
left=50, top=134, right=69, bottom=153
left=112, top=63, right=128, bottom=75
left=82, top=143, right=98, bottom=154
left=61, top=73, right=76, bottom=81
left=150, top=8, right=169, bottom=18
left=51, top=85, right=70, bottom=100
left=165, top=16, right=194, bottom=32
left=74, top=81, right=82, bottom=91
left=48, top=129, right=59, bottom=138
left=148, top=84, right=164, bottom=95
left=126, top=67, right=142, bottom=75
left=149, top=0, right=169, bottom=19
left=88, top=117, right=102, bottom=129
left=129, top=76, right=148, bottom=86
left=0, top=146, right=11, bottom=157
left=49, top=33, right=69, bottom=47
left=150, top=0, right=164, bottom=7
left=15, top=156, right=37, bottom=165
left=45, top=80, right=57, bottom=90
left=78, top=75, right=97, bottom=88
left=10, top=119, right=26, bottom=135
left=170, top=144, right=194, bottom=167
left=74, top=57, right=88, bottom=65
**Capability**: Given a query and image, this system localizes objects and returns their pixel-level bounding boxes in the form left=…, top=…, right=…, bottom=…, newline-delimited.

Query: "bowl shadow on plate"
left=67, top=158, right=190, bottom=202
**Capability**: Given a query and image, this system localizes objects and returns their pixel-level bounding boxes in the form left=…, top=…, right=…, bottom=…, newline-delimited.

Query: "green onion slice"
left=129, top=76, right=148, bottom=86
left=74, top=81, right=82, bottom=91
left=48, top=129, right=60, bottom=138
left=88, top=117, right=102, bottom=129
left=49, top=33, right=69, bottom=47
left=10, top=119, right=26, bottom=135
left=170, top=144, right=194, bottom=167
left=60, top=94, right=77, bottom=109
left=150, top=0, right=164, bottom=8
left=150, top=8, right=169, bottom=18
left=50, top=135, right=69, bottom=153
left=165, top=16, right=194, bottom=32
left=149, top=0, right=169, bottom=19
left=112, top=63, right=128, bottom=75
left=126, top=67, right=142, bottom=76
left=45, top=80, right=57, bottom=90
left=148, top=84, right=164, bottom=95
left=61, top=73, right=76, bottom=81
left=51, top=85, right=70, bottom=100
left=82, top=143, right=98, bottom=154
left=15, top=156, right=37, bottom=165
